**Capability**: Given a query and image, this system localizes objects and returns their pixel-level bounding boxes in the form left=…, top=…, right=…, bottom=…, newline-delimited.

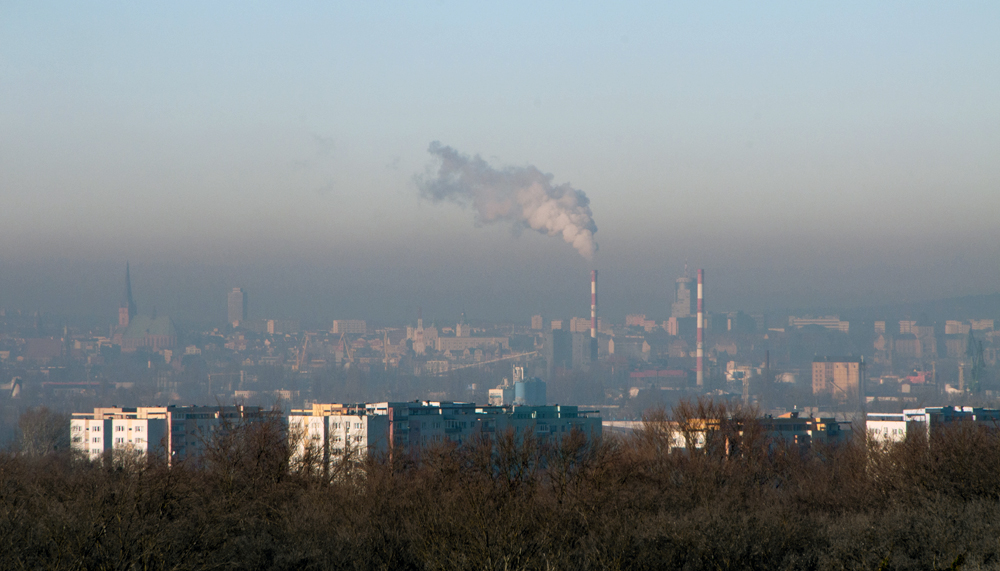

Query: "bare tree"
left=17, top=407, right=69, bottom=457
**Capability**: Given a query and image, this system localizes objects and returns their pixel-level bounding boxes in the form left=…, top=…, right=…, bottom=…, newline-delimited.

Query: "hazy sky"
left=2, top=2, right=999, bottom=324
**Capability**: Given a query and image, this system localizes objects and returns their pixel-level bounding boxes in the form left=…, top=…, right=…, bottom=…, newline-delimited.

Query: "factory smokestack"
left=591, top=270, right=597, bottom=339
left=697, top=269, right=704, bottom=387
left=417, top=142, right=598, bottom=259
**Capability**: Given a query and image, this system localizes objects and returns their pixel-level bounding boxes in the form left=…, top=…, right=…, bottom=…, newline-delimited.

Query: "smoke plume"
left=417, top=142, right=598, bottom=259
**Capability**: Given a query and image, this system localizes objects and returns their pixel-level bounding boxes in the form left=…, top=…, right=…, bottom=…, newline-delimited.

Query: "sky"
left=2, top=2, right=999, bottom=325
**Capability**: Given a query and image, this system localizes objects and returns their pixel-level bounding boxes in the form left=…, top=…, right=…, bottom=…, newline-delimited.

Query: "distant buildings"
left=544, top=329, right=572, bottom=380
left=569, top=317, right=592, bottom=334
left=488, top=366, right=546, bottom=406
left=433, top=314, right=507, bottom=354
left=332, top=320, right=367, bottom=335
left=116, top=315, right=177, bottom=352
left=436, top=336, right=509, bottom=354
left=946, top=320, right=972, bottom=335
left=671, top=276, right=696, bottom=319
left=119, top=262, right=137, bottom=328
left=112, top=264, right=177, bottom=351
left=625, top=314, right=658, bottom=331
left=455, top=312, right=470, bottom=338
left=812, top=356, right=865, bottom=403
left=228, top=288, right=247, bottom=327
left=571, top=331, right=595, bottom=370
left=789, top=316, right=850, bottom=333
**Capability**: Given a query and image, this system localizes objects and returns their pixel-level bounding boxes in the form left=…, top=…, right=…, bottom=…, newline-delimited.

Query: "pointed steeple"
left=119, top=262, right=137, bottom=328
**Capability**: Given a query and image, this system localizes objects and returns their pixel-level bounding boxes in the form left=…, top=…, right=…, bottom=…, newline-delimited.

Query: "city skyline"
left=6, top=5, right=1000, bottom=567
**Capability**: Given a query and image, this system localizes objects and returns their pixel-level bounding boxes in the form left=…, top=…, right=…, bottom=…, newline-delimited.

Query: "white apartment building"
left=288, top=404, right=387, bottom=466
left=71, top=407, right=171, bottom=461
left=71, top=405, right=267, bottom=464
left=867, top=406, right=1000, bottom=443
left=866, top=413, right=908, bottom=443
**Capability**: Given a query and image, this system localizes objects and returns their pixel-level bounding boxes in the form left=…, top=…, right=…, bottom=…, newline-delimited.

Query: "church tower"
left=119, top=262, right=137, bottom=328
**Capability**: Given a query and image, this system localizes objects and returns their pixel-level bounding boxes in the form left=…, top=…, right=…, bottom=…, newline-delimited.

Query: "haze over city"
left=3, top=2, right=999, bottom=325
left=8, top=4, right=1000, bottom=568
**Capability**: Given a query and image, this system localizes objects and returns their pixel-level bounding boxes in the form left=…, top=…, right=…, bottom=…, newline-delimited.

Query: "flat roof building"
left=289, top=401, right=602, bottom=469
left=812, top=356, right=865, bottom=405
left=868, top=406, right=1000, bottom=443
left=71, top=405, right=267, bottom=464
left=228, top=288, right=247, bottom=327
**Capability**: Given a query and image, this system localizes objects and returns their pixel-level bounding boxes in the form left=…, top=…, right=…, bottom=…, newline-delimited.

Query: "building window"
left=135, top=426, right=142, bottom=432
left=92, top=437, right=100, bottom=443
left=93, top=426, right=100, bottom=432
left=115, top=426, right=125, bottom=432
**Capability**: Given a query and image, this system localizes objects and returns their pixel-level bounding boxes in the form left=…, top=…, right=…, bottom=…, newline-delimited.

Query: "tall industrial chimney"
left=696, top=269, right=704, bottom=386
left=590, top=270, right=598, bottom=339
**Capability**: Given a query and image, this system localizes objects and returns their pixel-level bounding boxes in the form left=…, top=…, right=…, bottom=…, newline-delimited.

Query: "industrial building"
left=489, top=366, right=546, bottom=406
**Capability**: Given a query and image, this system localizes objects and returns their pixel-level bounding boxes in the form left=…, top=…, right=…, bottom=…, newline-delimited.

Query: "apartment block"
left=812, top=356, right=865, bottom=403
left=289, top=401, right=602, bottom=468
left=71, top=405, right=267, bottom=464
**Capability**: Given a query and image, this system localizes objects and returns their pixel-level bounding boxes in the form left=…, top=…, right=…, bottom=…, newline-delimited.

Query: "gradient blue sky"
left=2, top=2, right=999, bottom=323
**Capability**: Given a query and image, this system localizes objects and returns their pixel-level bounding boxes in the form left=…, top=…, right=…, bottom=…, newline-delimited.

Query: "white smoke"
left=417, top=142, right=598, bottom=259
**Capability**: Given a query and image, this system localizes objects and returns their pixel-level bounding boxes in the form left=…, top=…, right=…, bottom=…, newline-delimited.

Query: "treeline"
left=4, top=403, right=1000, bottom=570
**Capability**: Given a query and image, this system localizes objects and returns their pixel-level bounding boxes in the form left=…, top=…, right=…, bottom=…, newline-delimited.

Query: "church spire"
left=119, top=262, right=137, bottom=327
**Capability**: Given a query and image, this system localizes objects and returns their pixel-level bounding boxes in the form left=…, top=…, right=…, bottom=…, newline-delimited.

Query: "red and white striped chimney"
left=696, top=269, right=704, bottom=386
left=590, top=270, right=598, bottom=339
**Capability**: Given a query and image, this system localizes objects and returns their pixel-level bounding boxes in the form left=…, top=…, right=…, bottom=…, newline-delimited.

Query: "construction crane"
left=383, top=330, right=390, bottom=368
left=340, top=332, right=355, bottom=368
left=294, top=333, right=311, bottom=372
